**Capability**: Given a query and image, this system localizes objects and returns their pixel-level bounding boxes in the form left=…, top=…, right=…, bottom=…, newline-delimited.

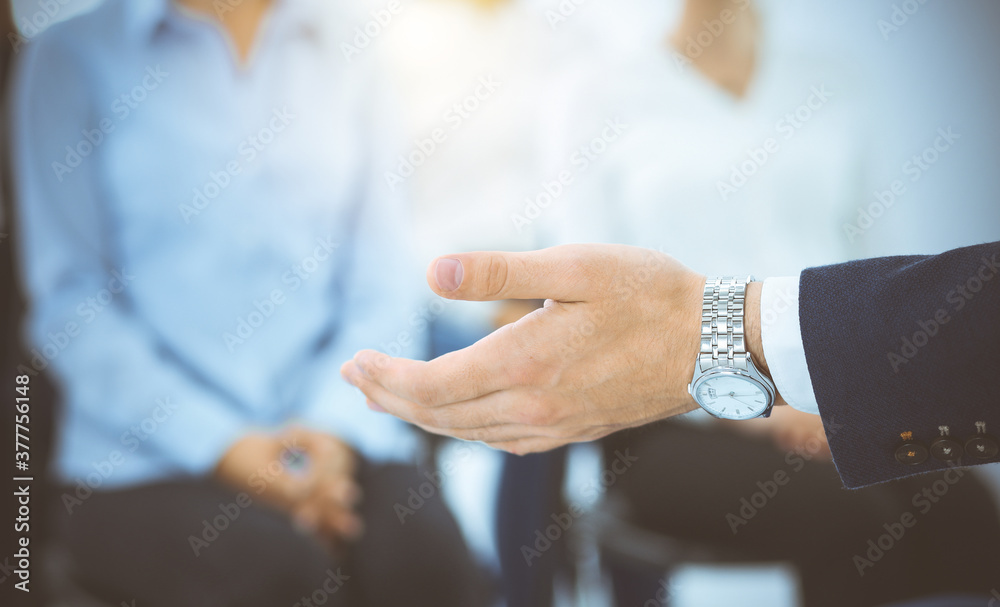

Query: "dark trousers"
left=54, top=463, right=489, bottom=607
left=496, top=449, right=569, bottom=607
left=602, top=421, right=1000, bottom=607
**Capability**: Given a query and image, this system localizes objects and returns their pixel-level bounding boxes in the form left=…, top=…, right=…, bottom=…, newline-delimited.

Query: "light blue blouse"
left=11, top=0, right=423, bottom=487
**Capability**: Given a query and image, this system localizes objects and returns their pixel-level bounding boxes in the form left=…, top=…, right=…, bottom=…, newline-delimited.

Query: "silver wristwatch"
left=688, top=276, right=776, bottom=420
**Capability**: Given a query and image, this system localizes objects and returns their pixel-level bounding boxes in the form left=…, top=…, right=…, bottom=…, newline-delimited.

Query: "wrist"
left=745, top=280, right=770, bottom=379
left=746, top=280, right=788, bottom=407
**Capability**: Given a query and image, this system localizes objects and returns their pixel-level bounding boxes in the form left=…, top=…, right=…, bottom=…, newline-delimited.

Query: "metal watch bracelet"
left=699, top=276, right=754, bottom=372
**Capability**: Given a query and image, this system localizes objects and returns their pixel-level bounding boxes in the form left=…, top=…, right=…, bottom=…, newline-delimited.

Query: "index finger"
left=347, top=309, right=557, bottom=406
left=345, top=345, right=501, bottom=408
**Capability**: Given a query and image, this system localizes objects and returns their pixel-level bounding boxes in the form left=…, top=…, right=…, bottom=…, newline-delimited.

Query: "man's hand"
left=341, top=244, right=715, bottom=454
left=215, top=427, right=363, bottom=544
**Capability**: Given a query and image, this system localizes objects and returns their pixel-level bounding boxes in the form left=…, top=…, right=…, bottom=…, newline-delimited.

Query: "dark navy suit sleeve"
left=799, top=241, right=1000, bottom=488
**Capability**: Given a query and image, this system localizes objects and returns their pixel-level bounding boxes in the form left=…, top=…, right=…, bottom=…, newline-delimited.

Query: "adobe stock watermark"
left=393, top=442, right=480, bottom=524
left=726, top=418, right=843, bottom=534
left=292, top=569, right=351, bottom=607
left=222, top=236, right=339, bottom=353
left=384, top=75, right=501, bottom=192
left=877, top=0, right=935, bottom=41
left=672, top=0, right=752, bottom=72
left=510, top=117, right=628, bottom=234
left=555, top=247, right=663, bottom=360
left=188, top=436, right=306, bottom=556
left=843, top=127, right=959, bottom=243
left=0, top=556, right=16, bottom=586
left=321, top=292, right=457, bottom=376
left=212, top=0, right=242, bottom=19
left=51, top=66, right=170, bottom=183
left=61, top=397, right=180, bottom=514
left=641, top=577, right=680, bottom=607
left=379, top=297, right=454, bottom=360
left=7, top=0, right=73, bottom=53
left=341, top=1, right=404, bottom=61
left=520, top=449, right=639, bottom=566
left=544, top=0, right=592, bottom=30
left=716, top=85, right=833, bottom=201
left=16, top=268, right=136, bottom=378
left=853, top=465, right=967, bottom=576
left=179, top=106, right=296, bottom=223
left=989, top=587, right=1000, bottom=607
left=887, top=253, right=998, bottom=373
left=760, top=285, right=796, bottom=329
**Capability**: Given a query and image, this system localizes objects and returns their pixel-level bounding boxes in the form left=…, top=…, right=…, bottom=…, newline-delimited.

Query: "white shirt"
left=761, top=277, right=820, bottom=414
left=540, top=0, right=870, bottom=271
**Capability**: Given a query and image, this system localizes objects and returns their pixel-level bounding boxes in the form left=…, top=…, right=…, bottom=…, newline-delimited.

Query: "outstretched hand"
left=341, top=244, right=712, bottom=454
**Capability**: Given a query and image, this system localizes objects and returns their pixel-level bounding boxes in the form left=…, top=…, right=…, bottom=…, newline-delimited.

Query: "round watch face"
left=693, top=373, right=771, bottom=420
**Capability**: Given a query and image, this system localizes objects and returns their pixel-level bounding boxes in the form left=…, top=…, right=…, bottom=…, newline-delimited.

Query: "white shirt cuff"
left=760, top=276, right=820, bottom=415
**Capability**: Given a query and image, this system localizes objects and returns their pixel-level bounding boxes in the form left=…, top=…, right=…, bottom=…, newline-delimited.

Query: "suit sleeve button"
left=965, top=435, right=999, bottom=460
left=929, top=437, right=963, bottom=462
left=895, top=442, right=929, bottom=465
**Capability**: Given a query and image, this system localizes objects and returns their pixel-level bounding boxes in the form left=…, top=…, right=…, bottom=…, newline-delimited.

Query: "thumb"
left=426, top=245, right=599, bottom=302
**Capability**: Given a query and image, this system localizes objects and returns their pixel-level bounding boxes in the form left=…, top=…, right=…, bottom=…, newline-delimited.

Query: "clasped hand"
left=215, top=426, right=363, bottom=545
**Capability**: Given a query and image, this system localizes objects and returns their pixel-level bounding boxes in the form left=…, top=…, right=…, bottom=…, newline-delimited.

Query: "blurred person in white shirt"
left=528, top=0, right=1000, bottom=605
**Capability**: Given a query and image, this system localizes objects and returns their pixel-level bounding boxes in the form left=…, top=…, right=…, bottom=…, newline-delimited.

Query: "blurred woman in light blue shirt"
left=10, top=1, right=488, bottom=604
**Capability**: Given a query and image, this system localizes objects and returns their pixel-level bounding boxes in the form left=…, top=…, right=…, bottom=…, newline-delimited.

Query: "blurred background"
left=1, top=0, right=999, bottom=606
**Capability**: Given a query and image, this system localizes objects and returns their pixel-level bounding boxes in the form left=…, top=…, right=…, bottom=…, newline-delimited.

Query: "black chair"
left=0, top=32, right=115, bottom=607
left=576, top=493, right=798, bottom=607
